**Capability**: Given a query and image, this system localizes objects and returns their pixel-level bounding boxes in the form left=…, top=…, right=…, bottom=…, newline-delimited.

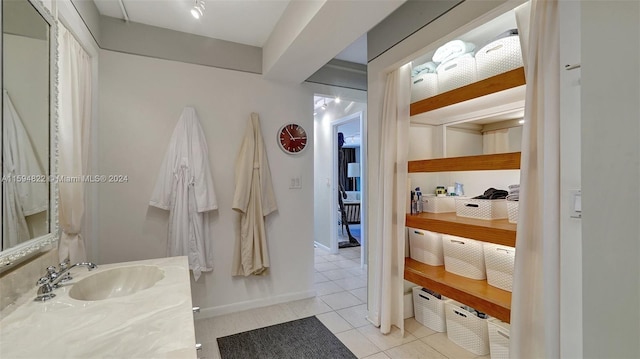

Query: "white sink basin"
left=69, top=265, right=164, bottom=301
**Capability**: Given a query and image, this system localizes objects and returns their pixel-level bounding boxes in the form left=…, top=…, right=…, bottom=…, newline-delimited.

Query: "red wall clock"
left=278, top=123, right=308, bottom=154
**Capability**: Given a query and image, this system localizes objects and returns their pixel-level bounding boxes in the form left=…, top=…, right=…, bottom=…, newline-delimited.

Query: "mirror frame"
left=0, top=0, right=58, bottom=272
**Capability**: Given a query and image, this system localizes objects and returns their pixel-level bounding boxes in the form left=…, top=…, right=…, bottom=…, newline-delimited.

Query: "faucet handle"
left=46, top=266, right=59, bottom=280
left=36, top=276, right=50, bottom=286
left=59, top=260, right=70, bottom=270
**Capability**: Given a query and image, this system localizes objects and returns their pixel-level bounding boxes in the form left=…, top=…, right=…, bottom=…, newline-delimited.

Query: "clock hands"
left=285, top=127, right=295, bottom=140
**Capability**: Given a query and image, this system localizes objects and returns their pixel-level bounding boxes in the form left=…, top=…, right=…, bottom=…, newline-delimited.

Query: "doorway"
left=332, top=112, right=366, bottom=267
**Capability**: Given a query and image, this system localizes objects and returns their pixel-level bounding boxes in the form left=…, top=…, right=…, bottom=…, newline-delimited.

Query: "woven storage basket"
left=488, top=319, right=511, bottom=359
left=411, top=72, right=439, bottom=103
left=476, top=36, right=523, bottom=80
left=445, top=300, right=490, bottom=356
left=412, top=287, right=447, bottom=332
left=506, top=200, right=518, bottom=224
left=422, top=195, right=455, bottom=213
left=408, top=228, right=444, bottom=266
left=455, top=198, right=508, bottom=220
left=437, top=56, right=477, bottom=93
left=483, top=243, right=516, bottom=292
left=442, top=234, right=486, bottom=280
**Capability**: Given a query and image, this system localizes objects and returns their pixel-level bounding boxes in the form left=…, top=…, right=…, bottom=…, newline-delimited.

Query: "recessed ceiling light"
left=335, top=97, right=341, bottom=104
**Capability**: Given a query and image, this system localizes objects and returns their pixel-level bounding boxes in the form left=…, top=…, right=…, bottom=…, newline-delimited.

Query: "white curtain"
left=510, top=1, right=560, bottom=358
left=58, top=25, right=92, bottom=264
left=372, top=64, right=411, bottom=334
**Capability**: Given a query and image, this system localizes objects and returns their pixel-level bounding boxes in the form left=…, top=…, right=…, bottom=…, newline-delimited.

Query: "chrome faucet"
left=35, top=262, right=98, bottom=302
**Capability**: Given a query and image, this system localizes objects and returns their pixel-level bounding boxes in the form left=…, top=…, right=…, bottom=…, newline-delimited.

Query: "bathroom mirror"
left=0, top=0, right=58, bottom=271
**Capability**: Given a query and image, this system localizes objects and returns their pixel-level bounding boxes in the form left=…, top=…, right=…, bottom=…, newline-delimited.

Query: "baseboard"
left=314, top=241, right=331, bottom=252
left=197, top=290, right=317, bottom=319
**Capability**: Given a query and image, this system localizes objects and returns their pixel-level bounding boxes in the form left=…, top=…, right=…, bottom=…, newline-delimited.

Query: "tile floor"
left=194, top=245, right=486, bottom=359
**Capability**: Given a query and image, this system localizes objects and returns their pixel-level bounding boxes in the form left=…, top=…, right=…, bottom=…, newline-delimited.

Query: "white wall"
left=581, top=1, right=639, bottom=357
left=313, top=95, right=366, bottom=250
left=98, top=50, right=315, bottom=315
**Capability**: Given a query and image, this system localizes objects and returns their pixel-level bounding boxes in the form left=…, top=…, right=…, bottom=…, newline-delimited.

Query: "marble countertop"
left=0, top=256, right=197, bottom=358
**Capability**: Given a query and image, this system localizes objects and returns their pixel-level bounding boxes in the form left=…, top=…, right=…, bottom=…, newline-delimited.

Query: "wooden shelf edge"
left=406, top=212, right=516, bottom=247
left=404, top=258, right=511, bottom=323
left=408, top=152, right=521, bottom=173
left=410, top=67, right=526, bottom=116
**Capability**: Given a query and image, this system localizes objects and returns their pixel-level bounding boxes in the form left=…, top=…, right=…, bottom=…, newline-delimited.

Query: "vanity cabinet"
left=405, top=63, right=525, bottom=322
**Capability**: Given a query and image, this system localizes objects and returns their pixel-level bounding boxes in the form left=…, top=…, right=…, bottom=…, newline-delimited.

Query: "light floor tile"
left=404, top=317, right=438, bottom=339
left=336, top=304, right=370, bottom=328
left=421, top=332, right=477, bottom=359
left=357, top=324, right=417, bottom=351
left=335, top=329, right=382, bottom=358
left=474, top=356, right=491, bottom=359
left=315, top=256, right=329, bottom=264
left=209, top=310, right=261, bottom=338
left=350, top=287, right=368, bottom=302
left=315, top=281, right=346, bottom=296
left=335, top=259, right=361, bottom=269
left=285, top=297, right=333, bottom=318
left=316, top=311, right=353, bottom=334
left=385, top=339, right=447, bottom=359
left=334, top=276, right=367, bottom=290
left=340, top=250, right=362, bottom=260
left=315, top=262, right=341, bottom=272
left=363, top=352, right=391, bottom=359
left=323, top=268, right=352, bottom=281
left=324, top=254, right=344, bottom=262
left=320, top=291, right=363, bottom=311
left=198, top=340, right=221, bottom=359
left=314, top=271, right=330, bottom=283
left=346, top=266, right=367, bottom=276
left=247, top=303, right=298, bottom=328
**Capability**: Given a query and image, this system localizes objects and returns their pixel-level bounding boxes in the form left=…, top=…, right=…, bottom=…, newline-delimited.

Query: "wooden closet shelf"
left=410, top=67, right=526, bottom=116
left=404, top=257, right=511, bottom=323
left=408, top=152, right=521, bottom=173
left=406, top=212, right=516, bottom=247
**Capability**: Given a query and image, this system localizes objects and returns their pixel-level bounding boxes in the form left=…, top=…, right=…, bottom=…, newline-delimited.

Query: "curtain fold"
left=373, top=64, right=411, bottom=334
left=58, top=25, right=92, bottom=264
left=510, top=1, right=560, bottom=357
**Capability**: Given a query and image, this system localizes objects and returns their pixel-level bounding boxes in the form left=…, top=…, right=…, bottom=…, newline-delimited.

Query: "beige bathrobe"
left=232, top=113, right=277, bottom=276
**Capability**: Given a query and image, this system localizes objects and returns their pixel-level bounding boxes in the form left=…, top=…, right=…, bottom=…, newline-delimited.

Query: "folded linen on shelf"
left=473, top=187, right=509, bottom=200
left=412, top=61, right=438, bottom=77
left=432, top=40, right=476, bottom=64
left=507, top=184, right=520, bottom=201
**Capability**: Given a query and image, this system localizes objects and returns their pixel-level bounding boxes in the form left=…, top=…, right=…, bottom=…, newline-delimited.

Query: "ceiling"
left=93, top=0, right=370, bottom=64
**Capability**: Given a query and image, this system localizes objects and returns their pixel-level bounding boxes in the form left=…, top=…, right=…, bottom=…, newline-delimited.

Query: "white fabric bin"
left=506, top=200, right=518, bottom=224
left=483, top=243, right=516, bottom=292
left=408, top=227, right=444, bottom=266
left=445, top=300, right=490, bottom=356
left=488, top=319, right=511, bottom=359
left=442, top=234, right=486, bottom=280
left=412, top=287, right=447, bottom=332
left=411, top=72, right=438, bottom=103
left=475, top=35, right=524, bottom=80
left=422, top=195, right=455, bottom=213
left=455, top=198, right=508, bottom=220
left=437, top=56, right=477, bottom=93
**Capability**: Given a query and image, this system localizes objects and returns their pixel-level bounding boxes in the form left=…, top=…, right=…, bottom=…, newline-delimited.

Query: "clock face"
left=278, top=123, right=308, bottom=154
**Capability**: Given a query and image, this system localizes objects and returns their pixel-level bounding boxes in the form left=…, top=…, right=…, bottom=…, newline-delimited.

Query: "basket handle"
left=484, top=43, right=504, bottom=54
left=496, top=248, right=514, bottom=255
left=497, top=329, right=510, bottom=339
left=443, top=63, right=458, bottom=71
left=464, top=203, right=479, bottom=208
left=413, top=230, right=424, bottom=236
left=453, top=309, right=468, bottom=318
left=418, top=294, right=431, bottom=301
left=451, top=239, right=465, bottom=245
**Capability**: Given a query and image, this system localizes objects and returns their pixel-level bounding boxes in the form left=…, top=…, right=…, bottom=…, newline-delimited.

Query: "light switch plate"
left=289, top=176, right=302, bottom=189
left=569, top=189, right=581, bottom=218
